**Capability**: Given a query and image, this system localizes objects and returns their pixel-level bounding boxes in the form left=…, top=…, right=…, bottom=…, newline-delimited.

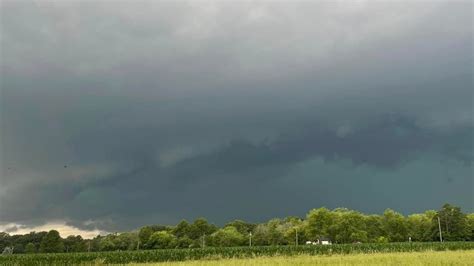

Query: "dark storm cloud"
left=1, top=0, right=472, bottom=232
left=2, top=114, right=471, bottom=231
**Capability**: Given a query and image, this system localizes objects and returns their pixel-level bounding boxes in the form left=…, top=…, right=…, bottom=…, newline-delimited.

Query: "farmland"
left=1, top=242, right=473, bottom=265
left=145, top=250, right=474, bottom=266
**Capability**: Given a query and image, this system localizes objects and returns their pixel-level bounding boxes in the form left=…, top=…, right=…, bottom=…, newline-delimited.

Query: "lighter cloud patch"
left=336, top=124, right=354, bottom=138
left=159, top=147, right=194, bottom=167
left=0, top=221, right=107, bottom=239
left=68, top=163, right=122, bottom=184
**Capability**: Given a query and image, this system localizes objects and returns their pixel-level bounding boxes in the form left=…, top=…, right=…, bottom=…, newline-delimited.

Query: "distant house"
left=317, top=237, right=332, bottom=245
left=305, top=237, right=332, bottom=245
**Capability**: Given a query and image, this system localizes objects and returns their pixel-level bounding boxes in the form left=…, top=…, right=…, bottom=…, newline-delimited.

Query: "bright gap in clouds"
left=0, top=222, right=107, bottom=239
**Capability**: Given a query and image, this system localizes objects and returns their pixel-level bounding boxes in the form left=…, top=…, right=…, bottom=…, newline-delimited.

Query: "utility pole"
left=137, top=239, right=140, bottom=250
left=249, top=232, right=252, bottom=247
left=202, top=234, right=205, bottom=248
left=437, top=216, right=443, bottom=242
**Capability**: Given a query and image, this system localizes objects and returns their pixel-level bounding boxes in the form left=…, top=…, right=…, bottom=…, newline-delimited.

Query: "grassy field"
left=1, top=242, right=473, bottom=265
left=142, top=250, right=474, bottom=266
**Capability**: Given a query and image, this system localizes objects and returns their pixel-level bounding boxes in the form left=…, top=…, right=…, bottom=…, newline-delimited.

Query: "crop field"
left=1, top=242, right=473, bottom=265
left=148, top=250, right=474, bottom=266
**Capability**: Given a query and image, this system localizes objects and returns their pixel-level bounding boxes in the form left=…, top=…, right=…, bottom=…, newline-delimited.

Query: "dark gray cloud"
left=1, top=0, right=472, bottom=232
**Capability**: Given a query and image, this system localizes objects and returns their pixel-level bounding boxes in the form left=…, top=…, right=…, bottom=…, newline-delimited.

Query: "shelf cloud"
left=1, top=0, right=472, bottom=233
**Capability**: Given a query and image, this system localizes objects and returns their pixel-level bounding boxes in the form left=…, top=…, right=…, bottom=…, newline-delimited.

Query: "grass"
left=2, top=242, right=473, bottom=265
left=135, top=250, right=474, bottom=266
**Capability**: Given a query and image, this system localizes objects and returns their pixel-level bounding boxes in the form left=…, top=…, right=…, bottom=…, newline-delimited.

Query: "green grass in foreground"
left=144, top=250, right=474, bottom=266
left=1, top=242, right=473, bottom=265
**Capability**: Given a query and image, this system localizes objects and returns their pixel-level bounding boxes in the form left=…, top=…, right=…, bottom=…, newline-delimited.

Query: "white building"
left=305, top=237, right=332, bottom=245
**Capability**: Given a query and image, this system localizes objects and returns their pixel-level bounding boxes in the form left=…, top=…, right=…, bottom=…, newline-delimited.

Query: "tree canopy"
left=1, top=204, right=472, bottom=254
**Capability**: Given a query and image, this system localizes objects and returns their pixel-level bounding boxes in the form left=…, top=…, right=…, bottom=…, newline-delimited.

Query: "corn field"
left=1, top=242, right=473, bottom=265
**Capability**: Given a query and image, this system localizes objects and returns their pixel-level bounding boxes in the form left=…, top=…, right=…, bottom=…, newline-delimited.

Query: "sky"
left=0, top=0, right=472, bottom=237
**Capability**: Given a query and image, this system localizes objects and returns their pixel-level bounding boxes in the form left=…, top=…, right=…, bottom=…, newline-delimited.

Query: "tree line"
left=1, top=203, right=473, bottom=254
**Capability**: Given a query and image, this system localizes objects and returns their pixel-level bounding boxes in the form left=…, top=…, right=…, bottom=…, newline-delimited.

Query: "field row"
left=1, top=242, right=473, bottom=265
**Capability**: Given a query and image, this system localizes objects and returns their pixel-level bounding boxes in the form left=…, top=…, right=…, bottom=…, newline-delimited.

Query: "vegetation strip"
left=1, top=242, right=474, bottom=265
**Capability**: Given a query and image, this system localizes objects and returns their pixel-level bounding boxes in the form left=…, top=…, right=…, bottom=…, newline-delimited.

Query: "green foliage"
left=25, top=243, right=36, bottom=254
left=99, top=236, right=116, bottom=251
left=305, top=207, right=334, bottom=240
left=1, top=242, right=474, bottom=265
left=210, top=226, right=245, bottom=247
left=138, top=226, right=154, bottom=249
left=466, top=213, right=474, bottom=241
left=116, top=232, right=139, bottom=251
left=225, top=220, right=255, bottom=235
left=39, top=230, right=64, bottom=253
left=88, top=236, right=102, bottom=252
left=252, top=224, right=270, bottom=246
left=407, top=211, right=436, bottom=242
left=1, top=203, right=472, bottom=255
left=147, top=231, right=177, bottom=249
left=266, top=219, right=286, bottom=245
left=382, top=209, right=408, bottom=242
left=64, top=235, right=87, bottom=252
left=364, top=215, right=384, bottom=242
left=176, top=236, right=193, bottom=248
left=188, top=218, right=217, bottom=240
left=172, top=220, right=191, bottom=239
left=329, top=210, right=367, bottom=243
left=436, top=204, right=468, bottom=241
left=282, top=218, right=304, bottom=245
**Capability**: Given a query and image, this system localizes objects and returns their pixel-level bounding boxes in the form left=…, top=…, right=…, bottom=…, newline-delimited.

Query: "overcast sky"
left=1, top=0, right=472, bottom=237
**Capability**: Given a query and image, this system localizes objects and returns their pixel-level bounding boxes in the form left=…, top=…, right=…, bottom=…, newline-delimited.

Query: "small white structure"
left=319, top=239, right=332, bottom=245
left=305, top=238, right=332, bottom=245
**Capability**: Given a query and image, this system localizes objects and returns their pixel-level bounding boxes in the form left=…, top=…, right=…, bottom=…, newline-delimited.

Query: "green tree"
left=436, top=203, right=468, bottom=241
left=225, top=220, right=255, bottom=235
left=266, top=219, right=286, bottom=245
left=253, top=224, right=270, bottom=246
left=25, top=242, right=36, bottom=253
left=172, top=220, right=191, bottom=239
left=13, top=243, right=24, bottom=253
left=147, top=231, right=177, bottom=249
left=116, top=232, right=138, bottom=250
left=382, top=209, right=408, bottom=242
left=282, top=218, right=304, bottom=245
left=188, top=218, right=217, bottom=240
left=364, top=215, right=384, bottom=242
left=0, top=232, right=10, bottom=253
left=407, top=211, right=436, bottom=242
left=88, top=236, right=102, bottom=252
left=329, top=210, right=368, bottom=243
left=466, top=213, right=474, bottom=241
left=210, top=226, right=245, bottom=247
left=39, top=230, right=64, bottom=253
left=305, top=207, right=334, bottom=241
left=138, top=226, right=154, bottom=249
left=64, top=235, right=87, bottom=252
left=175, top=236, right=193, bottom=248
left=99, top=236, right=116, bottom=251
